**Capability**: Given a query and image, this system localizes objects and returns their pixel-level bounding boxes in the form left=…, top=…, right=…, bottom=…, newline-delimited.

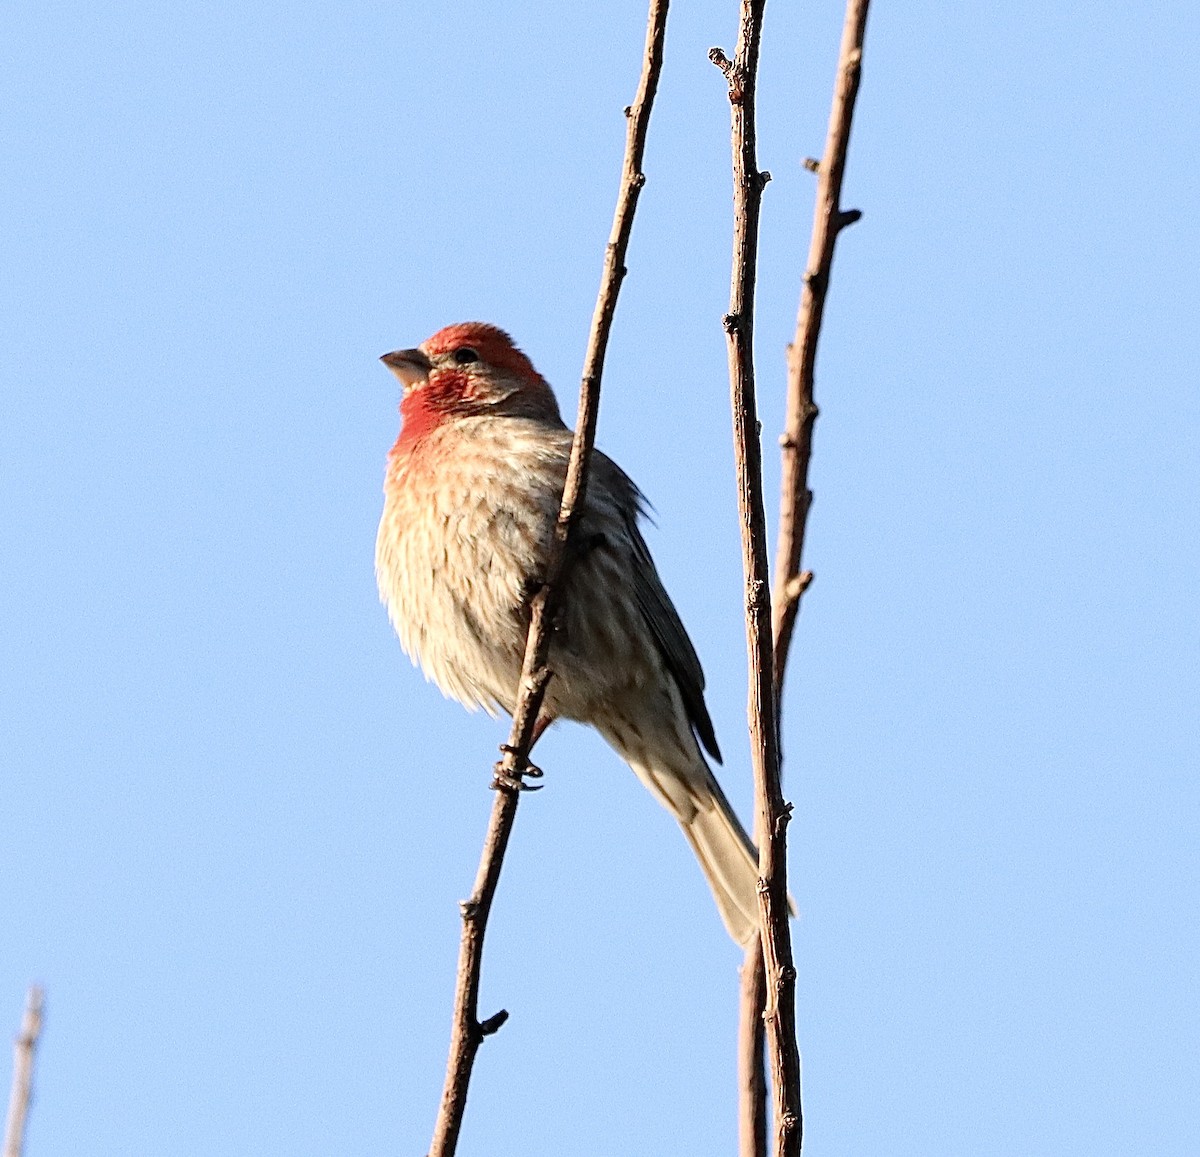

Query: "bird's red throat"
left=392, top=371, right=472, bottom=455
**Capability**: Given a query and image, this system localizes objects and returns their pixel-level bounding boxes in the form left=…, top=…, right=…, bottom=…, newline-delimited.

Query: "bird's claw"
left=497, top=744, right=543, bottom=775
left=491, top=767, right=543, bottom=793
left=492, top=745, right=544, bottom=793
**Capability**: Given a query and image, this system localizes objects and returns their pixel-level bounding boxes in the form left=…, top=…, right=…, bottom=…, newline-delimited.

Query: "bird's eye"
left=453, top=347, right=479, bottom=365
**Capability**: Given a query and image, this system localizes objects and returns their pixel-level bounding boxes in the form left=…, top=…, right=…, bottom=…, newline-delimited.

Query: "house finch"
left=376, top=322, right=761, bottom=946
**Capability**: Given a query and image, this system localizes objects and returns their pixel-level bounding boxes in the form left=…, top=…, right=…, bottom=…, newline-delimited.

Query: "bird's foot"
left=491, top=767, right=543, bottom=792
left=492, top=745, right=544, bottom=793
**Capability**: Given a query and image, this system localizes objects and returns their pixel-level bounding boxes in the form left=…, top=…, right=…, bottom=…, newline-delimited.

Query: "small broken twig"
left=3, top=987, right=44, bottom=1157
left=426, top=4, right=671, bottom=1155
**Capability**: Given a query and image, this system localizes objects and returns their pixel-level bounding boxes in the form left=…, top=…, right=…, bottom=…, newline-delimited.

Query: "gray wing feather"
left=594, top=453, right=723, bottom=764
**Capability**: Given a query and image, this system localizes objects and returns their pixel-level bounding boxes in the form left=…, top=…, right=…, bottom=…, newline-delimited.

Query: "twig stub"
left=477, top=1010, right=509, bottom=1038
left=709, top=46, right=734, bottom=75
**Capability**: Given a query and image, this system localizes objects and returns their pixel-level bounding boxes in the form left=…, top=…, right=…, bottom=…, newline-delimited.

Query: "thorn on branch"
left=623, top=105, right=632, bottom=118
left=477, top=1009, right=509, bottom=1037
left=803, top=157, right=820, bottom=173
left=837, top=208, right=863, bottom=230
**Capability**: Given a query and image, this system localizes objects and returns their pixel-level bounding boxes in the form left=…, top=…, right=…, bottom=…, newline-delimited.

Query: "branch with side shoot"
left=426, top=4, right=671, bottom=1155
left=773, top=0, right=871, bottom=698
left=712, top=3, right=804, bottom=1155
left=735, top=3, right=871, bottom=1153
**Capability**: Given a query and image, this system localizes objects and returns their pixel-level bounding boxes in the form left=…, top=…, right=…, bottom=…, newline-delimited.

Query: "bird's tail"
left=614, top=738, right=768, bottom=947
left=679, top=782, right=763, bottom=947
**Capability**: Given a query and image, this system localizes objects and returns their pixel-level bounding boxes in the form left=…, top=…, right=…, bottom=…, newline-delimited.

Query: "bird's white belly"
left=376, top=430, right=556, bottom=714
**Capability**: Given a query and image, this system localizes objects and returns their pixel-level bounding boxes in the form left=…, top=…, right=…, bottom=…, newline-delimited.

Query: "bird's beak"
left=380, top=347, right=432, bottom=388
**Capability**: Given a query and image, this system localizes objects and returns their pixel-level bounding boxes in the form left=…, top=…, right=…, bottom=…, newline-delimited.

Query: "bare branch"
left=737, top=5, right=871, bottom=1148
left=738, top=939, right=768, bottom=1157
left=425, top=5, right=671, bottom=1154
left=714, top=2, right=804, bottom=1154
left=4, top=987, right=44, bottom=1157
left=772, top=0, right=871, bottom=698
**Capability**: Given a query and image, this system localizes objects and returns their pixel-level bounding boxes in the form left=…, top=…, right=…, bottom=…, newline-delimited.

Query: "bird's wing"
left=594, top=453, right=723, bottom=764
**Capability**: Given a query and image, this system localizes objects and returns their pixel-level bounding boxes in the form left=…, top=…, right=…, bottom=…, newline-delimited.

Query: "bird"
left=376, top=321, right=762, bottom=946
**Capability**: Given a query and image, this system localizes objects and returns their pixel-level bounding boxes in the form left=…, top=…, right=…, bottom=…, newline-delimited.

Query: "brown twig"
left=3, top=987, right=44, bottom=1157
left=772, top=0, right=871, bottom=698
left=735, top=4, right=872, bottom=1151
left=712, top=4, right=804, bottom=1156
left=737, top=939, right=768, bottom=1157
left=425, top=5, right=670, bottom=1155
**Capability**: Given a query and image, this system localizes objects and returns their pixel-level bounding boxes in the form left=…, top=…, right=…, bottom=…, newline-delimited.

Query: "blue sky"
left=2, top=2, right=1197, bottom=1154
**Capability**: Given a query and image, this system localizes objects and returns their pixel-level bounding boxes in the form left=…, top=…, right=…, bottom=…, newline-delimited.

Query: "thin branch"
left=737, top=939, right=768, bottom=1157
left=737, top=5, right=872, bottom=1152
left=772, top=0, right=871, bottom=698
left=425, top=5, right=670, bottom=1155
left=4, top=987, right=44, bottom=1157
left=712, top=2, right=803, bottom=1154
